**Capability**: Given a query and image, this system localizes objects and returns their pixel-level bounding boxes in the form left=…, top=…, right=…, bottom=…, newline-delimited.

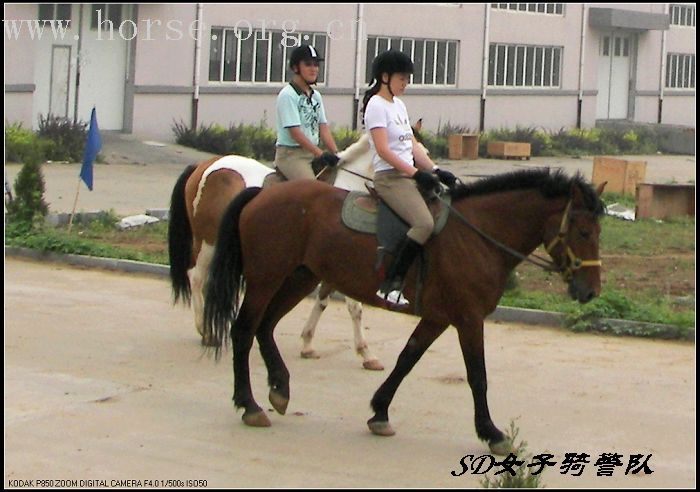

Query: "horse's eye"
left=579, top=229, right=591, bottom=239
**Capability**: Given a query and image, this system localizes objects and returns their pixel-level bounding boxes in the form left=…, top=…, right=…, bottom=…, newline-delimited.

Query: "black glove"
left=434, top=168, right=457, bottom=187
left=318, top=152, right=341, bottom=168
left=310, top=152, right=340, bottom=176
left=412, top=170, right=440, bottom=194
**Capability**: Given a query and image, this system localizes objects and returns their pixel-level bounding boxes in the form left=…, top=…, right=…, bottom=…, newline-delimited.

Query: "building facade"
left=4, top=3, right=696, bottom=141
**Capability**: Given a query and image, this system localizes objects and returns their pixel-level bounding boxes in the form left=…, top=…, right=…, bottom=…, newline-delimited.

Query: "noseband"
left=544, top=199, right=602, bottom=281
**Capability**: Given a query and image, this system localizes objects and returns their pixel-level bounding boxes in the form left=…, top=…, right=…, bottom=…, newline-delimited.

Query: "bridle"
left=542, top=198, right=603, bottom=282
left=437, top=190, right=602, bottom=282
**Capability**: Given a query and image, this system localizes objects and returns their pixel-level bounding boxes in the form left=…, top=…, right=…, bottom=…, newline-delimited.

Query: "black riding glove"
left=434, top=168, right=457, bottom=187
left=318, top=152, right=341, bottom=168
left=412, top=170, right=440, bottom=193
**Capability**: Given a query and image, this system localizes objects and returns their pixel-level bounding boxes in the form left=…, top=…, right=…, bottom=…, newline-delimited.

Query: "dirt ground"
left=4, top=258, right=695, bottom=488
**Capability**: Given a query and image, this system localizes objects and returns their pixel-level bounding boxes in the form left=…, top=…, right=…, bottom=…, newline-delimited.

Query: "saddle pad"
left=194, top=156, right=274, bottom=215
left=341, top=191, right=452, bottom=236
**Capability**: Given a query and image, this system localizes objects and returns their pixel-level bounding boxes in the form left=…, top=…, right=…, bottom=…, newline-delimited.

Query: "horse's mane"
left=450, top=168, right=605, bottom=215
left=338, top=133, right=370, bottom=164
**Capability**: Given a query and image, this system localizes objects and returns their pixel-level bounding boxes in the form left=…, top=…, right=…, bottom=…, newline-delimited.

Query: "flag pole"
left=67, top=176, right=82, bottom=233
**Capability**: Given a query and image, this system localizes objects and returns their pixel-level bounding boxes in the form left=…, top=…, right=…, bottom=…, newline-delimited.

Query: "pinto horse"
left=203, top=168, right=606, bottom=454
left=168, top=134, right=384, bottom=369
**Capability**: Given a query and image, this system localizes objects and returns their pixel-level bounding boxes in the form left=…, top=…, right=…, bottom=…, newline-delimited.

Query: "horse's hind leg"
left=456, top=319, right=510, bottom=455
left=301, top=283, right=383, bottom=371
left=299, top=282, right=331, bottom=360
left=189, top=242, right=216, bottom=345
left=258, top=267, right=320, bottom=416
left=231, top=296, right=272, bottom=427
left=346, top=297, right=384, bottom=371
left=368, top=318, right=447, bottom=436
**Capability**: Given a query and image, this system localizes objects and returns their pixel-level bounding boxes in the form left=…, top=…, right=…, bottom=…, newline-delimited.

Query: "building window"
left=38, top=4, right=72, bottom=28
left=209, top=28, right=327, bottom=83
left=670, top=4, right=695, bottom=27
left=666, top=53, right=695, bottom=89
left=488, top=43, right=562, bottom=88
left=491, top=3, right=564, bottom=15
left=365, top=36, right=458, bottom=86
left=91, top=4, right=123, bottom=30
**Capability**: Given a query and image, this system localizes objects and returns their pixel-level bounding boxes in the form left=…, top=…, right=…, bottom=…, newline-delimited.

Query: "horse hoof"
left=300, top=350, right=320, bottom=359
left=242, top=410, right=271, bottom=427
left=368, top=420, right=395, bottom=436
left=489, top=438, right=513, bottom=456
left=362, top=359, right=385, bottom=371
left=269, top=390, right=289, bottom=415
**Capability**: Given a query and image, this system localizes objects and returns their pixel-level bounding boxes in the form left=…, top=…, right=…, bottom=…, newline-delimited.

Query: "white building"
left=4, top=3, right=696, bottom=140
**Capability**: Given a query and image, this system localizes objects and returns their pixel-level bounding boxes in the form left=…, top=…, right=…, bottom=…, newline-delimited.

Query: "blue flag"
left=80, top=107, right=102, bottom=191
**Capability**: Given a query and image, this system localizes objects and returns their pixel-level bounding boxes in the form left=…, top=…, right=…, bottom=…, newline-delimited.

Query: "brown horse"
left=203, top=167, right=606, bottom=455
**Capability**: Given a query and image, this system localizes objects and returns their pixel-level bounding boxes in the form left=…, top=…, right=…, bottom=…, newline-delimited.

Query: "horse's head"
left=543, top=180, right=606, bottom=304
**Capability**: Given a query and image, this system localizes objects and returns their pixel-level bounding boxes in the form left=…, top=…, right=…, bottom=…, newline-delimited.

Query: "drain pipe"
left=73, top=4, right=84, bottom=124
left=352, top=3, right=364, bottom=130
left=576, top=4, right=587, bottom=128
left=658, top=3, right=668, bottom=123
left=191, top=3, right=203, bottom=129
left=479, top=3, right=490, bottom=132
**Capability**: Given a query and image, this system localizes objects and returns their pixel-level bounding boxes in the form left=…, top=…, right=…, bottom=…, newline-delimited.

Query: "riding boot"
left=376, top=237, right=423, bottom=306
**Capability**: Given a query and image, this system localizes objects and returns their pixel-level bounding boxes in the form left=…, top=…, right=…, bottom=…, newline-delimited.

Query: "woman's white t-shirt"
left=363, top=95, right=414, bottom=173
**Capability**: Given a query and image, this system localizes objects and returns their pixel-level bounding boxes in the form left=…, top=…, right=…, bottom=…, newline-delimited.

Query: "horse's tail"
left=168, top=164, right=197, bottom=305
left=203, top=186, right=263, bottom=357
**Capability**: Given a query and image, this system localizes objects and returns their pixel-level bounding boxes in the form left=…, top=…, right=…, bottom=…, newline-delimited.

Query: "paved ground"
left=4, top=131, right=696, bottom=216
left=4, top=257, right=696, bottom=488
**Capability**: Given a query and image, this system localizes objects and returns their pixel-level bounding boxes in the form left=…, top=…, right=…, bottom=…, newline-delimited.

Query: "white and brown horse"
left=168, top=134, right=384, bottom=370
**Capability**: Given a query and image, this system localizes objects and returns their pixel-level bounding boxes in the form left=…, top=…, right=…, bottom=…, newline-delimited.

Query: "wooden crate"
left=592, top=156, right=647, bottom=196
left=448, top=133, right=480, bottom=160
left=635, top=183, right=695, bottom=220
left=487, top=141, right=531, bottom=159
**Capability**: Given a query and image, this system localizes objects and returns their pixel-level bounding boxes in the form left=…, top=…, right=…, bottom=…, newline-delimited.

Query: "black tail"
left=203, top=187, right=263, bottom=358
left=168, top=164, right=197, bottom=305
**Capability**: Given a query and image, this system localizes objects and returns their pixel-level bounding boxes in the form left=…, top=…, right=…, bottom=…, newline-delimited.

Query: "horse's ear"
left=414, top=118, right=423, bottom=131
left=570, top=182, right=585, bottom=205
left=595, top=181, right=607, bottom=196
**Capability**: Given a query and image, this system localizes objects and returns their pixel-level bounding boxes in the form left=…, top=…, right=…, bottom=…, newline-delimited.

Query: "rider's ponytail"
left=361, top=79, right=381, bottom=117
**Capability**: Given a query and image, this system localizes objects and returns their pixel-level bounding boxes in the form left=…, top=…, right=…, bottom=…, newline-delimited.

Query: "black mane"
left=450, top=168, right=605, bottom=215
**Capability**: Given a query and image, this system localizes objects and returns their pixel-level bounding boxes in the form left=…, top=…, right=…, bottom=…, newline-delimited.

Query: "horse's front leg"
left=368, top=318, right=447, bottom=436
left=346, top=298, right=384, bottom=371
left=455, top=318, right=510, bottom=455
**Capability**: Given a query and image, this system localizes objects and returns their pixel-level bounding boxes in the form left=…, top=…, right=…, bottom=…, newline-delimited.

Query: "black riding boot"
left=376, top=237, right=423, bottom=306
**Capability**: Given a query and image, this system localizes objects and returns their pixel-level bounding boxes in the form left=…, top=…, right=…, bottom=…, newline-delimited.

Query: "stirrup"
left=376, top=288, right=410, bottom=307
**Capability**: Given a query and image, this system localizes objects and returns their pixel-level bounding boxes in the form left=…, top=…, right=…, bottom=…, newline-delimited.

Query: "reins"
left=434, top=192, right=561, bottom=274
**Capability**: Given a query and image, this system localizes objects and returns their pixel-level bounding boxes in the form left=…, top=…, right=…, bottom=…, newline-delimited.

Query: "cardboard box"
left=487, top=141, right=531, bottom=159
left=635, top=183, right=695, bottom=220
left=448, top=134, right=480, bottom=160
left=592, top=156, right=647, bottom=196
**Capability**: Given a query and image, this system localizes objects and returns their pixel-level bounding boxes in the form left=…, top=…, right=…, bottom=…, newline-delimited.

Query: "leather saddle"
left=341, top=187, right=451, bottom=255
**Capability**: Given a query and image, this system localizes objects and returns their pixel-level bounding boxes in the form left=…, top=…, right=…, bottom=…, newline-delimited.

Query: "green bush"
left=5, top=159, right=49, bottom=227
left=5, top=122, right=54, bottom=165
left=332, top=127, right=363, bottom=151
left=37, top=113, right=88, bottom=162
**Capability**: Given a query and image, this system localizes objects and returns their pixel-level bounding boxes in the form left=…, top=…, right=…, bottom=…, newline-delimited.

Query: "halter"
left=543, top=198, right=602, bottom=282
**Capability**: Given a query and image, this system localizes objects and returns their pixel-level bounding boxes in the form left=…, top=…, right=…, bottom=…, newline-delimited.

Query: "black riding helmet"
left=371, top=50, right=414, bottom=84
left=289, top=44, right=324, bottom=69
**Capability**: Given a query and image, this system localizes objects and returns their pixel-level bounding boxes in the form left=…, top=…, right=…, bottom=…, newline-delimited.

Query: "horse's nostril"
left=586, top=291, right=595, bottom=302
